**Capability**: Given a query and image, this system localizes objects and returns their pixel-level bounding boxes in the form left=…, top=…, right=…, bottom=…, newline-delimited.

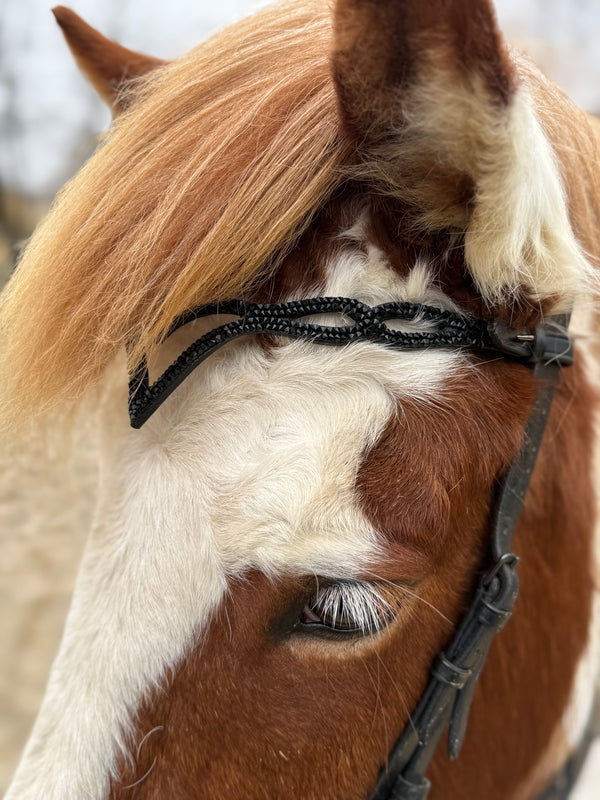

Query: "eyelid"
left=298, top=579, right=404, bottom=637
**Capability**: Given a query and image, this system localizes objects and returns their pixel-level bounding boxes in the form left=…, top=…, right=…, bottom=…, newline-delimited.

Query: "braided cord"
left=129, top=297, right=526, bottom=428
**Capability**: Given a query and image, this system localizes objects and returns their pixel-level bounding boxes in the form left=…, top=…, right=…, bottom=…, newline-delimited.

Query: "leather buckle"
left=487, top=320, right=573, bottom=366
left=431, top=654, right=473, bottom=689
left=482, top=552, right=519, bottom=588
left=487, top=320, right=535, bottom=359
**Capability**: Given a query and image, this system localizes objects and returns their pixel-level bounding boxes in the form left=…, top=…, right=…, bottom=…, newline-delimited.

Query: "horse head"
left=2, top=2, right=598, bottom=798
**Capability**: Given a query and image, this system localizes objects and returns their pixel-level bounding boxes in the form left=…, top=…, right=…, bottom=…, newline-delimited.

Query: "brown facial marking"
left=109, top=572, right=442, bottom=800
left=357, top=362, right=538, bottom=557
left=108, top=561, right=477, bottom=800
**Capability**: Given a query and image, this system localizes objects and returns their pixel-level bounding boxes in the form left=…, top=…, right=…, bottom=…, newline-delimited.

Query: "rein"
left=128, top=297, right=574, bottom=799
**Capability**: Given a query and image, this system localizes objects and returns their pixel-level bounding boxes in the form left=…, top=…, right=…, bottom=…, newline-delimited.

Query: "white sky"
left=1, top=0, right=600, bottom=196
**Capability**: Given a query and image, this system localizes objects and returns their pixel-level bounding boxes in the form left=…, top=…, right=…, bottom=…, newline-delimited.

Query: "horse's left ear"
left=332, top=0, right=592, bottom=308
left=52, top=6, right=166, bottom=114
left=332, top=0, right=515, bottom=136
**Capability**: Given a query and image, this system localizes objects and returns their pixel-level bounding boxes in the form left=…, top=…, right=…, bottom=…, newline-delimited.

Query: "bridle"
left=128, top=296, right=573, bottom=800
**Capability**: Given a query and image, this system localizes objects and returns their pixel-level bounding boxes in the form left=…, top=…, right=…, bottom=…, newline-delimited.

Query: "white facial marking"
left=563, top=595, right=600, bottom=749
left=570, top=739, right=600, bottom=800
left=6, top=239, right=464, bottom=799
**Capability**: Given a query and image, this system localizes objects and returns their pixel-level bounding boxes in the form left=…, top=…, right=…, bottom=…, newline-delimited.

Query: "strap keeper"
left=482, top=552, right=519, bottom=588
left=478, top=599, right=513, bottom=629
left=431, top=653, right=472, bottom=689
left=533, top=325, right=573, bottom=366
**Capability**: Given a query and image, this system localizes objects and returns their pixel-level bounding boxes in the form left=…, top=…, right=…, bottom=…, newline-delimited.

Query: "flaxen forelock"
left=0, top=0, right=348, bottom=425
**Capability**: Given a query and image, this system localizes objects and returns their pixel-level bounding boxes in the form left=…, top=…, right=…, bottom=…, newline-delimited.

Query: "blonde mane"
left=0, top=0, right=347, bottom=426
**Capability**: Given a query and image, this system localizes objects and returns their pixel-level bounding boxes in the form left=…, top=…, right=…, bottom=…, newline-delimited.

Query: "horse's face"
left=5, top=2, right=598, bottom=800
left=95, top=206, right=537, bottom=799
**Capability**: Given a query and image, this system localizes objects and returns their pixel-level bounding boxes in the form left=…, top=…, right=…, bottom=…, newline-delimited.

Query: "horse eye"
left=298, top=580, right=397, bottom=636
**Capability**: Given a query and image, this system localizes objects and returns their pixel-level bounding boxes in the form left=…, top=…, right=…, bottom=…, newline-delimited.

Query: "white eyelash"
left=311, top=581, right=396, bottom=633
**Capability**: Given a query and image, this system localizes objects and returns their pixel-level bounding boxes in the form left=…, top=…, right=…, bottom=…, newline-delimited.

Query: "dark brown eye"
left=299, top=580, right=397, bottom=635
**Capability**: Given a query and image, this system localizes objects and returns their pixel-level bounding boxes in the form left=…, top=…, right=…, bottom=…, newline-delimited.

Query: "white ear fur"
left=464, top=90, right=593, bottom=311
left=400, top=70, right=594, bottom=311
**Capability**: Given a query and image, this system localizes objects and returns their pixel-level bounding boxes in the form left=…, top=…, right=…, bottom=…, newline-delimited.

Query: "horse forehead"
left=143, top=243, right=459, bottom=458
left=129, top=344, right=457, bottom=575
left=123, top=250, right=465, bottom=575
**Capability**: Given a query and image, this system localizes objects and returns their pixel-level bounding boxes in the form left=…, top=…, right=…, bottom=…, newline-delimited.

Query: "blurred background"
left=1, top=0, right=599, bottom=795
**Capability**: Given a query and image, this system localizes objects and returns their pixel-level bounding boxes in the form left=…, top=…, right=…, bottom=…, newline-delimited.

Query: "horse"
left=1, top=1, right=599, bottom=798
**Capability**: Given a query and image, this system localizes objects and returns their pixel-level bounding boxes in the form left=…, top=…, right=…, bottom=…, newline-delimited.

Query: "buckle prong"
left=483, top=552, right=520, bottom=588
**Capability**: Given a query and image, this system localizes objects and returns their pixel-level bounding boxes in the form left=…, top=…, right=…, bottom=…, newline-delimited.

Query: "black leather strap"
left=371, top=555, right=520, bottom=800
left=491, top=314, right=572, bottom=560
left=370, top=314, right=573, bottom=800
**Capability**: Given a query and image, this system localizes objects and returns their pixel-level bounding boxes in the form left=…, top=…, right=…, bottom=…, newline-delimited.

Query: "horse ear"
left=331, top=0, right=590, bottom=309
left=52, top=6, right=166, bottom=113
left=332, top=0, right=515, bottom=136
left=332, top=0, right=516, bottom=226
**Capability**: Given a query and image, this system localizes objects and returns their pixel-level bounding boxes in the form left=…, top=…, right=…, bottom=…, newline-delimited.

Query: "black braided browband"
left=127, top=296, right=571, bottom=428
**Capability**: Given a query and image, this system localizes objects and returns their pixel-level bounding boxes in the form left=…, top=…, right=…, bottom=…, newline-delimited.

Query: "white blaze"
left=6, top=243, right=463, bottom=799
